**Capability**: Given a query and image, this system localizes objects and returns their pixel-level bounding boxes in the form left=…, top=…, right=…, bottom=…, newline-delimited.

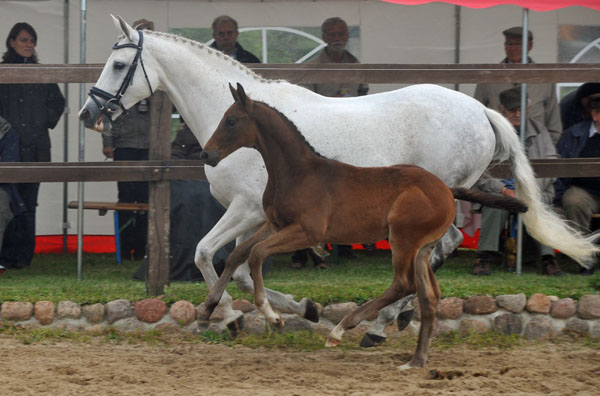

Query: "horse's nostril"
left=79, top=109, right=90, bottom=120
left=199, top=151, right=208, bottom=160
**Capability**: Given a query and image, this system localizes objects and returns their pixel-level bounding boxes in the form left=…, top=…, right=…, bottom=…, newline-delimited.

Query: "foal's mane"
left=254, top=101, right=325, bottom=158
left=126, top=30, right=285, bottom=85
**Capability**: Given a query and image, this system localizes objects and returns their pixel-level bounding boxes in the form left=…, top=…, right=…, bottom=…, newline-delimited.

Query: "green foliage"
left=0, top=250, right=597, bottom=306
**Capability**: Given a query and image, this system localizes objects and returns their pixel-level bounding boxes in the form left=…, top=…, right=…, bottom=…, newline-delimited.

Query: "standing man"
left=101, top=18, right=155, bottom=261
left=474, top=27, right=562, bottom=144
left=210, top=15, right=260, bottom=63
left=473, top=87, right=561, bottom=276
left=293, top=17, right=368, bottom=266
left=304, top=17, right=368, bottom=97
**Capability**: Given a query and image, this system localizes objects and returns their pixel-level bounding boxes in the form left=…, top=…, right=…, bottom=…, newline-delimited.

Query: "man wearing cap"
left=554, top=94, right=600, bottom=275
left=210, top=15, right=260, bottom=63
left=473, top=87, right=561, bottom=276
left=560, top=83, right=600, bottom=131
left=474, top=26, right=562, bottom=144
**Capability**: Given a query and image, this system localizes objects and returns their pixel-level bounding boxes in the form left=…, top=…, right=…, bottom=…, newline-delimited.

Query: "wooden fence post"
left=146, top=91, right=172, bottom=295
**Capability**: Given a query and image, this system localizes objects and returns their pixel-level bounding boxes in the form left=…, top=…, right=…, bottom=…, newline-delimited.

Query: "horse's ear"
left=229, top=83, right=240, bottom=104
left=112, top=15, right=135, bottom=42
left=236, top=83, right=250, bottom=109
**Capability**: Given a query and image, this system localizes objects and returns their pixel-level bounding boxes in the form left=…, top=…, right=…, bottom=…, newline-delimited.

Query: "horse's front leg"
left=200, top=223, right=274, bottom=320
left=361, top=225, right=463, bottom=347
left=194, top=198, right=265, bottom=327
left=231, top=230, right=319, bottom=323
left=246, top=223, right=315, bottom=327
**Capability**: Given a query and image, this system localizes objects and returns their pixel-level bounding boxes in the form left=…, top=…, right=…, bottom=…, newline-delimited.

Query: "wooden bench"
left=67, top=201, right=149, bottom=264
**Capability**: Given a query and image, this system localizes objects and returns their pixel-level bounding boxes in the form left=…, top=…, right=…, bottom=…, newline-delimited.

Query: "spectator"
left=304, top=17, right=368, bottom=97
left=99, top=18, right=155, bottom=261
left=554, top=93, right=600, bottom=276
left=473, top=87, right=562, bottom=276
left=210, top=15, right=260, bottom=63
left=171, top=121, right=202, bottom=160
left=0, top=22, right=65, bottom=269
left=560, top=83, right=600, bottom=131
left=0, top=116, right=25, bottom=272
left=474, top=26, right=562, bottom=144
left=295, top=16, right=369, bottom=264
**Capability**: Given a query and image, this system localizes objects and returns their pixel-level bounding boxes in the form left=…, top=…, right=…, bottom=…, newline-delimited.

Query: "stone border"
left=1, top=294, right=599, bottom=339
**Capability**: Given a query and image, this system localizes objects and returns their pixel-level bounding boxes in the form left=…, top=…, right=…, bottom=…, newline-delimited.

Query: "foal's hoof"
left=325, top=337, right=340, bottom=348
left=397, top=309, right=415, bottom=331
left=226, top=315, right=244, bottom=339
left=303, top=299, right=319, bottom=323
left=196, top=303, right=212, bottom=321
left=359, top=333, right=386, bottom=348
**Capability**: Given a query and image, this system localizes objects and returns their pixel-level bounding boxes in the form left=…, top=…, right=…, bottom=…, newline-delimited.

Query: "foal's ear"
left=236, top=83, right=249, bottom=108
left=229, top=83, right=240, bottom=103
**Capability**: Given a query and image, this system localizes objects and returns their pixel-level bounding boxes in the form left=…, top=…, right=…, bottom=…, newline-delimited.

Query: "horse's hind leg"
left=194, top=198, right=265, bottom=328
left=327, top=242, right=418, bottom=347
left=361, top=225, right=462, bottom=347
left=399, top=242, right=441, bottom=370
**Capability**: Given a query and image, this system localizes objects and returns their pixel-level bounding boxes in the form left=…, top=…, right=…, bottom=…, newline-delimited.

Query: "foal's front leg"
left=246, top=223, right=315, bottom=327
left=200, top=223, right=274, bottom=319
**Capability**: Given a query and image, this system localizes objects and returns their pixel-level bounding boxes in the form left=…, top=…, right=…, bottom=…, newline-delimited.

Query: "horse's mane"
left=255, top=101, right=325, bottom=159
left=134, top=30, right=284, bottom=85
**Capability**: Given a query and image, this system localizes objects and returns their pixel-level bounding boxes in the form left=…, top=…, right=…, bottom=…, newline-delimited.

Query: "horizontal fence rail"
left=0, top=63, right=599, bottom=84
left=0, top=159, right=599, bottom=183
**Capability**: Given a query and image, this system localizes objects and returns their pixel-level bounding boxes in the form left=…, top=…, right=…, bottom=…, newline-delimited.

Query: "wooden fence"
left=1, top=62, right=599, bottom=294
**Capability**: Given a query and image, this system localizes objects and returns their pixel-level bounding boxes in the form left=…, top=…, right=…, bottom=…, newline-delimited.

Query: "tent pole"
left=453, top=5, right=461, bottom=91
left=77, top=0, right=87, bottom=280
left=62, top=0, right=70, bottom=254
left=516, top=8, right=530, bottom=276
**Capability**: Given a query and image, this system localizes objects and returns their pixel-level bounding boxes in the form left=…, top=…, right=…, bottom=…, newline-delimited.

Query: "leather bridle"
left=88, top=30, right=154, bottom=119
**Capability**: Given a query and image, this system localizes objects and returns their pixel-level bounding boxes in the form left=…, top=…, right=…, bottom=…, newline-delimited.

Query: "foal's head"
left=201, top=83, right=258, bottom=167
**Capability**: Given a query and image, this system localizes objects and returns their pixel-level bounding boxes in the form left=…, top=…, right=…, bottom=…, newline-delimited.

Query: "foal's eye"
left=113, top=62, right=126, bottom=70
left=226, top=116, right=237, bottom=127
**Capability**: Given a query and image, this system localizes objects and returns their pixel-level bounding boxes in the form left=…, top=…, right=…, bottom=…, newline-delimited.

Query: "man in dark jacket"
left=555, top=94, right=600, bottom=275
left=0, top=116, right=25, bottom=271
left=209, top=15, right=260, bottom=63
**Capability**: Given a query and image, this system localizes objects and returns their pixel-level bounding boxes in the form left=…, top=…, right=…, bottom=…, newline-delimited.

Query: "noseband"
left=88, top=30, right=154, bottom=118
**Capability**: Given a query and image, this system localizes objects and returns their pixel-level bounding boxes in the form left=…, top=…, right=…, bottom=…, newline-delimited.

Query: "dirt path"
left=1, top=336, right=599, bottom=396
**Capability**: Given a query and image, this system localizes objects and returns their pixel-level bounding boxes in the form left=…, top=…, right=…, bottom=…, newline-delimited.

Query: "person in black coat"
left=0, top=22, right=65, bottom=269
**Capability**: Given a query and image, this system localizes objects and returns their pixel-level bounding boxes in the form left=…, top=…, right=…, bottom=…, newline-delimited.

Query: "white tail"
left=485, top=108, right=599, bottom=268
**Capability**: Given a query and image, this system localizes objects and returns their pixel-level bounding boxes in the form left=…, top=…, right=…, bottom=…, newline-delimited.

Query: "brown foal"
left=200, top=83, right=527, bottom=369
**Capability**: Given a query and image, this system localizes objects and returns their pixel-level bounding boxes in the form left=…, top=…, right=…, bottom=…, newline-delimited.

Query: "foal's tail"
left=484, top=107, right=600, bottom=268
left=451, top=187, right=527, bottom=214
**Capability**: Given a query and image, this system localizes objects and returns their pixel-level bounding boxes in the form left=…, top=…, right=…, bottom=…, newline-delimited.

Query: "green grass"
left=0, top=249, right=598, bottom=305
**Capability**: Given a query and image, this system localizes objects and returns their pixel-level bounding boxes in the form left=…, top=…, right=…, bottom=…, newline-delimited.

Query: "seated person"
left=473, top=87, right=562, bottom=276
left=554, top=93, right=600, bottom=276
left=560, top=83, right=600, bottom=131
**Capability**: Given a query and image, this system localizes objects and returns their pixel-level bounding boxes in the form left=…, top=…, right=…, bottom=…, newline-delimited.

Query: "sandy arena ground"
left=1, top=336, right=599, bottom=396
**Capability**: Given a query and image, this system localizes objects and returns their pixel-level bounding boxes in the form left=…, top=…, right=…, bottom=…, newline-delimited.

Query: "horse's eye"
left=226, top=116, right=237, bottom=127
left=113, top=62, right=126, bottom=70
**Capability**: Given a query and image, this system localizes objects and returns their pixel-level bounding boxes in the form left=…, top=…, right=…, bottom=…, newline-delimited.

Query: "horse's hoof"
left=303, top=299, right=319, bottom=323
left=396, top=309, right=415, bottom=331
left=274, top=315, right=285, bottom=329
left=226, top=315, right=244, bottom=339
left=359, top=333, right=386, bottom=348
left=397, top=363, right=415, bottom=371
left=325, top=337, right=340, bottom=348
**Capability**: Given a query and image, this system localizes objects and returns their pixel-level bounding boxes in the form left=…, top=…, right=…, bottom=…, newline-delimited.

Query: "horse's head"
left=78, top=15, right=159, bottom=131
left=201, top=83, right=258, bottom=167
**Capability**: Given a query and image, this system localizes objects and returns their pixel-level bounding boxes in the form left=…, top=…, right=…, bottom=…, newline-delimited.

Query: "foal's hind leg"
left=361, top=225, right=463, bottom=347
left=398, top=242, right=441, bottom=370
left=327, top=241, right=419, bottom=347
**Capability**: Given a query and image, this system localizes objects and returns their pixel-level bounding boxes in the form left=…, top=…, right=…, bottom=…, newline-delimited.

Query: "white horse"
left=79, top=16, right=598, bottom=342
